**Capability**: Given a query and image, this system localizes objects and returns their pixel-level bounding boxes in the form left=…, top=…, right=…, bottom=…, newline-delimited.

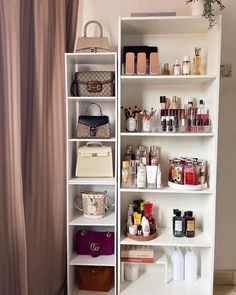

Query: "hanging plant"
left=186, top=0, right=225, bottom=28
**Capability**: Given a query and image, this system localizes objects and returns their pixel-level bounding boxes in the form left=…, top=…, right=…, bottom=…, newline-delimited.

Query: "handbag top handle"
left=85, top=103, right=103, bottom=116
left=84, top=20, right=103, bottom=37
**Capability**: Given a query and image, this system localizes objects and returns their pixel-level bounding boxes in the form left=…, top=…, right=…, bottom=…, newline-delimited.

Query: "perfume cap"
left=175, top=59, right=179, bottom=65
left=184, top=55, right=190, bottom=62
left=160, top=96, right=166, bottom=103
left=199, top=99, right=204, bottom=105
left=187, top=211, right=193, bottom=217
left=122, top=161, right=129, bottom=169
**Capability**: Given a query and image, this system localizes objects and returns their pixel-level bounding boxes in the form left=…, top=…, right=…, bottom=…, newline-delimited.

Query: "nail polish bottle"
left=185, top=211, right=195, bottom=238
left=173, top=209, right=185, bottom=237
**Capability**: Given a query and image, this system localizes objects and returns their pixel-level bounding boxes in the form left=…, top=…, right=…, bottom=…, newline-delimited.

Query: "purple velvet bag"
left=76, top=230, right=114, bottom=257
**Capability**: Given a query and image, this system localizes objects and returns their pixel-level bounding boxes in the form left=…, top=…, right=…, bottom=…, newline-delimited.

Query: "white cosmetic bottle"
left=141, top=216, right=150, bottom=237
left=171, top=247, right=184, bottom=281
left=185, top=247, right=198, bottom=281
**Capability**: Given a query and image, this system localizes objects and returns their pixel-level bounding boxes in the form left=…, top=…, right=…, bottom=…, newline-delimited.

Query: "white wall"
left=78, top=0, right=236, bottom=270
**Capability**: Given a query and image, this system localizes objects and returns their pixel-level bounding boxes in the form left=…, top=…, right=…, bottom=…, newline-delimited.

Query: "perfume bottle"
left=124, top=145, right=135, bottom=161
left=122, top=161, right=130, bottom=186
left=193, top=47, right=201, bottom=75
left=182, top=55, right=191, bottom=75
left=163, top=63, right=170, bottom=75
left=129, top=160, right=136, bottom=187
left=173, top=59, right=181, bottom=76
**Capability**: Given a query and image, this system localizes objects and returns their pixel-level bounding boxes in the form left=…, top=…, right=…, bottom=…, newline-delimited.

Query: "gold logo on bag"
left=90, top=243, right=100, bottom=252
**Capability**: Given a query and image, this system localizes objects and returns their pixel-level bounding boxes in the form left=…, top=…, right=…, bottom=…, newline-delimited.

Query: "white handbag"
left=75, top=20, right=110, bottom=53
left=75, top=142, right=113, bottom=177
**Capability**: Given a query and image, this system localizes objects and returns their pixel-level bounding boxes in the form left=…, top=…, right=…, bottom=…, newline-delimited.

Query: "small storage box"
left=75, top=142, right=113, bottom=178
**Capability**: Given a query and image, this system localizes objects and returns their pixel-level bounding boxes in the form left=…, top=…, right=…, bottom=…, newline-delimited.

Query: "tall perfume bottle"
left=193, top=47, right=201, bottom=75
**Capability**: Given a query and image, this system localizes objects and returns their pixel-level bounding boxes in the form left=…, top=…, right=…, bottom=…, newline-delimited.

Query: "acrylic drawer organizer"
left=168, top=181, right=208, bottom=191
left=124, top=227, right=158, bottom=241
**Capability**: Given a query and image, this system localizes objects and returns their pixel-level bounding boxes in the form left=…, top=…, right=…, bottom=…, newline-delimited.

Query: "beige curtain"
left=0, top=1, right=79, bottom=295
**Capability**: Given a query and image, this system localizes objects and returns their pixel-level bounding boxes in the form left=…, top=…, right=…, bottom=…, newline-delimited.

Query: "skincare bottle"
left=173, top=209, right=185, bottom=237
left=124, top=145, right=135, bottom=161
left=149, top=145, right=159, bottom=166
left=160, top=96, right=166, bottom=110
left=185, top=211, right=195, bottom=238
left=180, top=109, right=186, bottom=132
left=122, top=161, right=130, bottom=186
left=144, top=203, right=156, bottom=234
left=163, top=63, right=170, bottom=75
left=146, top=165, right=157, bottom=188
left=182, top=55, right=191, bottom=75
left=156, top=164, right=162, bottom=189
left=173, top=59, right=181, bottom=76
left=185, top=248, right=198, bottom=281
left=141, top=216, right=150, bottom=237
left=137, top=164, right=147, bottom=188
left=129, top=160, right=136, bottom=187
left=171, top=247, right=184, bottom=281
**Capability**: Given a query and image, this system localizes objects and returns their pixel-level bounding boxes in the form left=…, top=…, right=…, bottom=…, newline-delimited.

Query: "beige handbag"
left=74, top=191, right=109, bottom=219
left=75, top=20, right=110, bottom=53
left=75, top=142, right=113, bottom=177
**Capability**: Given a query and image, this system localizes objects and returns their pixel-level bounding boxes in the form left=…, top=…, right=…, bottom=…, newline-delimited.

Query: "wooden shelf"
left=69, top=211, right=116, bottom=226
left=68, top=137, right=116, bottom=142
left=121, top=75, right=216, bottom=85
left=68, top=178, right=116, bottom=186
left=70, top=253, right=115, bottom=266
left=121, top=272, right=209, bottom=295
left=120, top=186, right=213, bottom=195
left=121, top=132, right=214, bottom=137
left=73, top=288, right=115, bottom=295
left=121, top=228, right=211, bottom=248
left=67, top=96, right=116, bottom=102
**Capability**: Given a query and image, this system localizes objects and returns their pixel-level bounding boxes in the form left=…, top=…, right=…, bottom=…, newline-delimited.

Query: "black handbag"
left=77, top=103, right=111, bottom=138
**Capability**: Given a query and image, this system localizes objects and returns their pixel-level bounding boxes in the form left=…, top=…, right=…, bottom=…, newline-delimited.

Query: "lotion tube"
left=146, top=165, right=157, bottom=188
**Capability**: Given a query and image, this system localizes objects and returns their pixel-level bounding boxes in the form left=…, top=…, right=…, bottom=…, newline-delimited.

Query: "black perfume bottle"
left=173, top=209, right=185, bottom=237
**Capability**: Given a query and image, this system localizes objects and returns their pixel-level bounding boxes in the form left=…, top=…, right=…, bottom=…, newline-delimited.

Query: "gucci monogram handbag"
left=74, top=191, right=109, bottom=219
left=77, top=103, right=111, bottom=138
left=76, top=230, right=114, bottom=257
left=70, top=71, right=115, bottom=97
left=75, top=266, right=114, bottom=292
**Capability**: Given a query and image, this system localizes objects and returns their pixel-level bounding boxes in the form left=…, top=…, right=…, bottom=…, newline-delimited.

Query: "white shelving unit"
left=65, top=52, right=117, bottom=295
left=118, top=16, right=222, bottom=295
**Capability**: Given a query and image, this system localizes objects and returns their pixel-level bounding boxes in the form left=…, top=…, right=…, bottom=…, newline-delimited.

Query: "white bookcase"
left=65, top=52, right=117, bottom=295
left=118, top=16, right=222, bottom=295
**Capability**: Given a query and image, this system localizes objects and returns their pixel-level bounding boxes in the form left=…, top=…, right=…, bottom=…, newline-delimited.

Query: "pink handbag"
left=76, top=230, right=114, bottom=257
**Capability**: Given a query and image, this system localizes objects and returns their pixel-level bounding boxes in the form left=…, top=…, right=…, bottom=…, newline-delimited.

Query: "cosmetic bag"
left=76, top=230, right=114, bottom=257
left=74, top=191, right=109, bottom=219
left=70, top=71, right=115, bottom=97
left=75, top=20, right=110, bottom=53
left=77, top=103, right=111, bottom=138
left=75, top=266, right=113, bottom=292
left=75, top=142, right=113, bottom=178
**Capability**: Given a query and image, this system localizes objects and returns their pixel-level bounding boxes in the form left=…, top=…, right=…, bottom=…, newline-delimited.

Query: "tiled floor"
left=214, top=286, right=236, bottom=294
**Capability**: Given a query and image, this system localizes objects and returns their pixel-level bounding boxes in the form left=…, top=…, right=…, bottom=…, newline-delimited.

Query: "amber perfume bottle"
left=185, top=211, right=195, bottom=238
left=162, top=63, right=170, bottom=75
left=193, top=47, right=201, bottom=75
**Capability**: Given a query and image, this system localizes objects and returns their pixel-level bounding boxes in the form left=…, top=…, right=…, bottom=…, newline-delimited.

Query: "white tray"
left=168, top=181, right=208, bottom=191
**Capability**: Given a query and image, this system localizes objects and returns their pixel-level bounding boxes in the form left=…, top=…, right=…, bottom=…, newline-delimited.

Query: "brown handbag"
left=77, top=103, right=111, bottom=138
left=75, top=266, right=114, bottom=292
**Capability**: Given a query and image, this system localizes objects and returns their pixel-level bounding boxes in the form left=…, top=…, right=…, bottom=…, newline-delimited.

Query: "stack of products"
left=121, top=246, right=154, bottom=263
left=160, top=97, right=211, bottom=133
left=173, top=209, right=195, bottom=238
left=122, top=145, right=162, bottom=188
left=126, top=200, right=157, bottom=237
left=169, top=157, right=207, bottom=186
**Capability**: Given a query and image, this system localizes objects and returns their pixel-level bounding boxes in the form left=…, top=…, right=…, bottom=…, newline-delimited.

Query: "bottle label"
left=187, top=220, right=195, bottom=231
left=175, top=220, right=183, bottom=232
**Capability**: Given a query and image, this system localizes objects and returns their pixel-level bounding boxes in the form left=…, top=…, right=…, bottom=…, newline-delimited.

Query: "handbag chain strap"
left=85, top=103, right=103, bottom=116
left=84, top=20, right=103, bottom=37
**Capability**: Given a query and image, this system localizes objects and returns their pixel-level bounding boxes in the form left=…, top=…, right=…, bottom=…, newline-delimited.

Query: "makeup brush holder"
left=142, top=119, right=152, bottom=132
left=126, top=118, right=136, bottom=132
